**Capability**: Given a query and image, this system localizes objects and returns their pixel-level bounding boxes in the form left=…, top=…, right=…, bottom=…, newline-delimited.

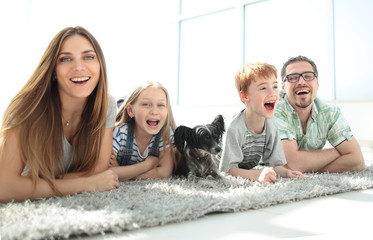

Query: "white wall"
left=0, top=0, right=372, bottom=146
left=0, top=0, right=179, bottom=122
left=331, top=101, right=373, bottom=147
left=173, top=100, right=373, bottom=148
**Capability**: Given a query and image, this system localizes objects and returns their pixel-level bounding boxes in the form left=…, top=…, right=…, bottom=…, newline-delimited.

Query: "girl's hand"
left=87, top=169, right=120, bottom=192
left=144, top=155, right=160, bottom=170
left=258, top=167, right=277, bottom=183
left=109, top=150, right=119, bottom=168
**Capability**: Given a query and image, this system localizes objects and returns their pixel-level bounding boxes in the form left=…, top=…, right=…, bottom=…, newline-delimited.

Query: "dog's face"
left=174, top=115, right=225, bottom=154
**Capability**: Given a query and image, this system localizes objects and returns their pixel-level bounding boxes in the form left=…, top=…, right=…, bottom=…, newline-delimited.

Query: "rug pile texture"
left=1, top=166, right=373, bottom=240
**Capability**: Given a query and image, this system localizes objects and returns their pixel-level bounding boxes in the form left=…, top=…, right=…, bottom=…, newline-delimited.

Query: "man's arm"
left=282, top=136, right=365, bottom=173
left=282, top=139, right=340, bottom=173
left=319, top=136, right=364, bottom=173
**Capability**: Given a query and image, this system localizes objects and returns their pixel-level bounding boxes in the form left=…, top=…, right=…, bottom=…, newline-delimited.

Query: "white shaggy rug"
left=1, top=166, right=373, bottom=240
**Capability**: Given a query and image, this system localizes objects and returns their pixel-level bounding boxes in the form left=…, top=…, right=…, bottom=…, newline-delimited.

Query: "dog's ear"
left=174, top=126, right=194, bottom=153
left=212, top=114, right=225, bottom=136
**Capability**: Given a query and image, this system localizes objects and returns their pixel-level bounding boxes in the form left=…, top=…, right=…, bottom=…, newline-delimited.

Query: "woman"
left=0, top=26, right=119, bottom=203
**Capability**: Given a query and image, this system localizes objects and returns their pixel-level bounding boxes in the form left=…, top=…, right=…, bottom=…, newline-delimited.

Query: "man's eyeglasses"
left=283, top=72, right=317, bottom=83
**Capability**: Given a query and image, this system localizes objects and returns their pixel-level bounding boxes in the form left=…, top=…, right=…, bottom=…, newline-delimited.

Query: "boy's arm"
left=228, top=167, right=277, bottom=183
left=228, top=168, right=260, bottom=181
left=219, top=123, right=244, bottom=172
left=264, top=118, right=287, bottom=167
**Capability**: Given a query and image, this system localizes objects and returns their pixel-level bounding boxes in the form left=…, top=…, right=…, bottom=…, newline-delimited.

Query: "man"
left=274, top=55, right=364, bottom=173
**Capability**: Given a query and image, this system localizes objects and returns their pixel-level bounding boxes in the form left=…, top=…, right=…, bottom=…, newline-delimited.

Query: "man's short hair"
left=281, top=55, right=318, bottom=81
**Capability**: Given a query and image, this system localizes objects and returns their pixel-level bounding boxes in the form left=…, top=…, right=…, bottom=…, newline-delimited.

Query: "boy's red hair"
left=235, top=62, right=277, bottom=95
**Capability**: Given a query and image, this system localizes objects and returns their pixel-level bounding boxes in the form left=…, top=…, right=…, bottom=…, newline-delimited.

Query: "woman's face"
left=55, top=34, right=100, bottom=102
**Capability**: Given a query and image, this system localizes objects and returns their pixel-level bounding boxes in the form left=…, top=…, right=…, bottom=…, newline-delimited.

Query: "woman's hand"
left=87, top=169, right=120, bottom=192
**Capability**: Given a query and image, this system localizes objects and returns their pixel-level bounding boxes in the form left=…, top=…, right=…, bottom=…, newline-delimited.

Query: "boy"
left=219, top=62, right=303, bottom=183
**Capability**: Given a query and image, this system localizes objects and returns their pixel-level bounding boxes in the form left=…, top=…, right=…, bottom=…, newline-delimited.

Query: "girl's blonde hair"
left=116, top=81, right=176, bottom=148
left=0, top=26, right=109, bottom=194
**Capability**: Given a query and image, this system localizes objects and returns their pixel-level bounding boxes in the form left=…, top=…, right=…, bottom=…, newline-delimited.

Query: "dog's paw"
left=206, top=174, right=216, bottom=180
left=197, top=178, right=216, bottom=188
left=218, top=177, right=235, bottom=187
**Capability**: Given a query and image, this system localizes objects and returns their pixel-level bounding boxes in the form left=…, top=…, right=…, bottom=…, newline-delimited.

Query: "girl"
left=0, top=26, right=119, bottom=203
left=110, top=81, right=177, bottom=180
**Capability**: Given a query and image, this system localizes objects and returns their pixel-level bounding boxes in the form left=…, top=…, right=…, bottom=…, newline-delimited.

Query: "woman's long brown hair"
left=0, top=26, right=109, bottom=195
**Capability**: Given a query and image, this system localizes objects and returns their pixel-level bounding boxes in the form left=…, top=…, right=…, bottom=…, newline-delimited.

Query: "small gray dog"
left=173, top=115, right=225, bottom=180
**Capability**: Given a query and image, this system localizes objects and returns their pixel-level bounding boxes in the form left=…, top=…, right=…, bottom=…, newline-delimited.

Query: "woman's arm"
left=136, top=146, right=175, bottom=179
left=61, top=127, right=114, bottom=179
left=93, top=127, right=115, bottom=173
left=0, top=129, right=119, bottom=203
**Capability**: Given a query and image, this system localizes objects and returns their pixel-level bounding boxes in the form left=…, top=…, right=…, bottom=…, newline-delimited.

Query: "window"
left=244, top=0, right=334, bottom=100
left=178, top=8, right=241, bottom=105
left=334, top=0, right=373, bottom=100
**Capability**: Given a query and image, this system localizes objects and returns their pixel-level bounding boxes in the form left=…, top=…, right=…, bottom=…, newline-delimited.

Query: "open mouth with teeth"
left=264, top=101, right=276, bottom=111
left=296, top=89, right=310, bottom=95
left=70, top=77, right=90, bottom=84
left=147, top=120, right=160, bottom=128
